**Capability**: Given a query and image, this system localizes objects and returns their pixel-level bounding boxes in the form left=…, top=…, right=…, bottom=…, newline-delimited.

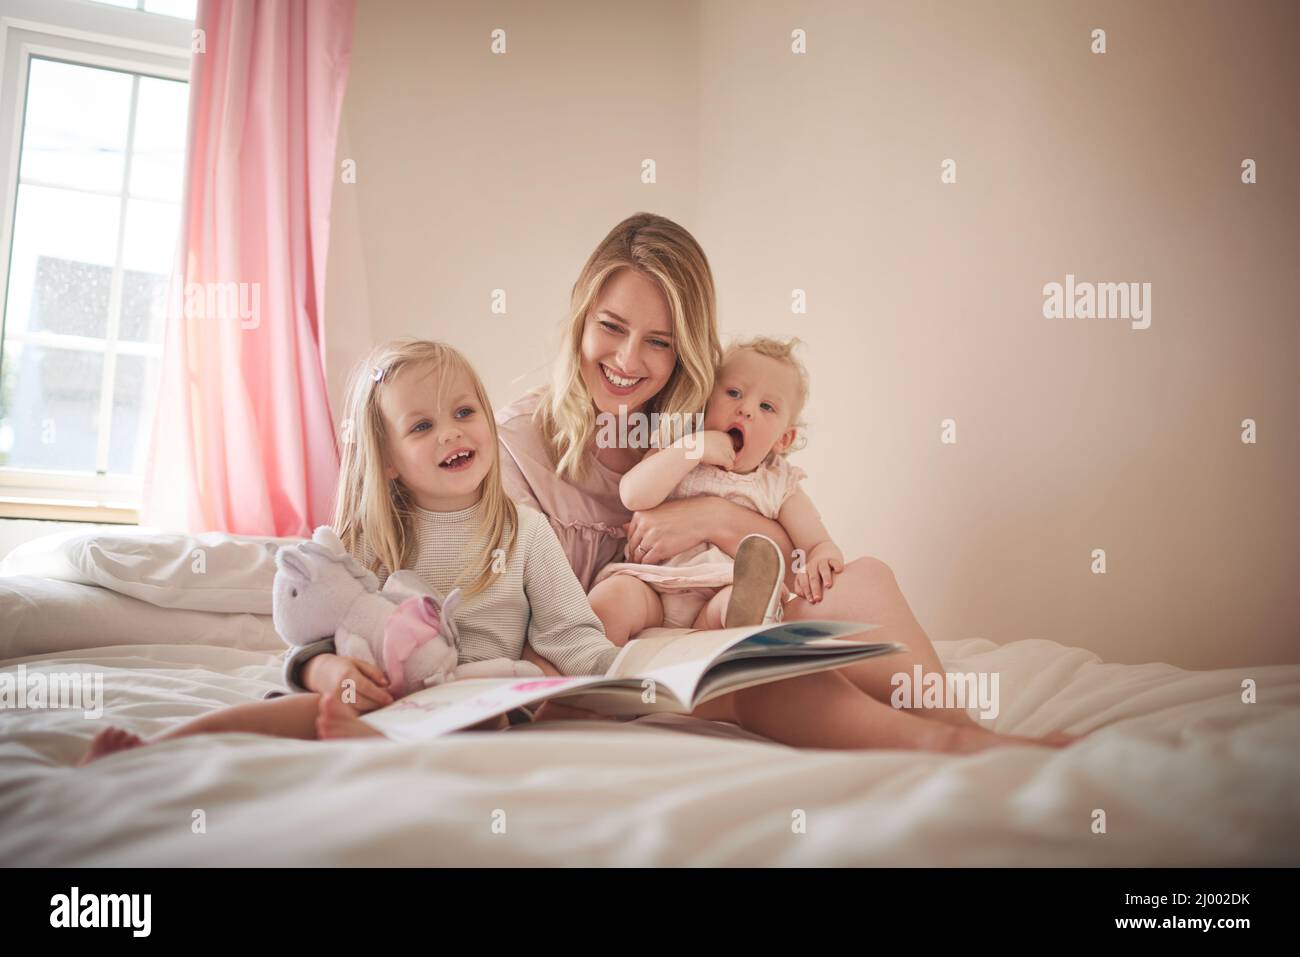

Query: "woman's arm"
left=624, top=496, right=798, bottom=588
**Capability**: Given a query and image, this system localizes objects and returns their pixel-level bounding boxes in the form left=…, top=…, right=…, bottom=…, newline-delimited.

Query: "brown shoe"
left=725, top=534, right=786, bottom=628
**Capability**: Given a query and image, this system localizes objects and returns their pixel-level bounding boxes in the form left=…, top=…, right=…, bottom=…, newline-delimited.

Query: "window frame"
left=0, top=0, right=192, bottom=514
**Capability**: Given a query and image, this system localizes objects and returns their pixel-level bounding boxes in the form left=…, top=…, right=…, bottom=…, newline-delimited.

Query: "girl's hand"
left=623, top=497, right=716, bottom=564
left=303, top=653, right=394, bottom=712
left=793, top=544, right=845, bottom=604
left=520, top=643, right=563, bottom=677
left=698, top=430, right=737, bottom=470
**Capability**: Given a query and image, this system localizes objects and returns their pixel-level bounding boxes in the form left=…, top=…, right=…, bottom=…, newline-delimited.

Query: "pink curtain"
left=141, top=0, right=355, bottom=537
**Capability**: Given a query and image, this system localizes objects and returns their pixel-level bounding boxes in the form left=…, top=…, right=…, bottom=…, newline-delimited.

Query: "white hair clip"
left=371, top=366, right=385, bottom=383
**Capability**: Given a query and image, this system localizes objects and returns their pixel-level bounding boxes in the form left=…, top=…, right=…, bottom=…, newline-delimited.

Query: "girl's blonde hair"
left=332, top=338, right=518, bottom=599
left=536, top=212, right=722, bottom=481
left=722, top=335, right=811, bottom=460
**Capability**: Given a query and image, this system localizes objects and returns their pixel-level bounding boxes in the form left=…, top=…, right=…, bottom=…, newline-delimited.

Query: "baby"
left=589, top=336, right=843, bottom=643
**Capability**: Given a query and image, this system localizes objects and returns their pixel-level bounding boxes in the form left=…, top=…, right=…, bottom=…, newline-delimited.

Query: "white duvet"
left=2, top=577, right=1297, bottom=866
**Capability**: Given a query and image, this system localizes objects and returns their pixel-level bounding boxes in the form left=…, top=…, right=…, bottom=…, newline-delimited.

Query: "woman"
left=499, top=213, right=1071, bottom=750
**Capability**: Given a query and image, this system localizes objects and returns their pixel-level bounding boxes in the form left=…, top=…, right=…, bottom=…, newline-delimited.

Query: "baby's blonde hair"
left=536, top=212, right=722, bottom=481
left=332, top=338, right=518, bottom=599
left=722, top=335, right=811, bottom=459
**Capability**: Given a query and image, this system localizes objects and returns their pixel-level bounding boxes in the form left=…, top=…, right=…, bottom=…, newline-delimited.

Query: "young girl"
left=588, top=336, right=837, bottom=643
left=80, top=338, right=620, bottom=762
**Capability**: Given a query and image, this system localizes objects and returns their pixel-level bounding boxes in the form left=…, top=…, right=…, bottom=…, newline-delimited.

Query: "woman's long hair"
left=536, top=212, right=722, bottom=481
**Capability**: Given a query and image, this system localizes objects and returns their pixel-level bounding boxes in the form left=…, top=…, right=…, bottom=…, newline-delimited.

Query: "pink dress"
left=590, top=454, right=806, bottom=627
left=495, top=388, right=632, bottom=593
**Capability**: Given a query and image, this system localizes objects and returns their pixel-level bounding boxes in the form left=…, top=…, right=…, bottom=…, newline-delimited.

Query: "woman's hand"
left=623, top=496, right=719, bottom=564
left=302, top=653, right=394, bottom=712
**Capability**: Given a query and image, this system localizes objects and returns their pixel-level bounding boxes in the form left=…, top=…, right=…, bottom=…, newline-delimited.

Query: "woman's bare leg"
left=782, top=556, right=981, bottom=728
left=698, top=671, right=1068, bottom=753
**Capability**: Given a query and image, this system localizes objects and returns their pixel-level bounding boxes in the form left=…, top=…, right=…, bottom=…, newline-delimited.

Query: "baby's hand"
left=793, top=544, right=845, bottom=604
left=698, top=430, right=737, bottom=469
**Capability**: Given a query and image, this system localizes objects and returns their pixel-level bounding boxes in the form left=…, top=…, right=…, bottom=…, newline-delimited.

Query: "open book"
left=361, top=620, right=903, bottom=741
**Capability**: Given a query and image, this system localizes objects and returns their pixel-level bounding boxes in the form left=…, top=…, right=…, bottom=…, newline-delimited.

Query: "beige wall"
left=324, top=0, right=1299, bottom=669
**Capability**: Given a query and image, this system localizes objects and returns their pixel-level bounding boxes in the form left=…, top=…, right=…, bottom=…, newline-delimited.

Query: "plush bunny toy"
left=272, top=526, right=541, bottom=698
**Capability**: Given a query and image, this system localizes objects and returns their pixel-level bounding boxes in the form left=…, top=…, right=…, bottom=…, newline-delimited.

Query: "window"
left=0, top=0, right=193, bottom=516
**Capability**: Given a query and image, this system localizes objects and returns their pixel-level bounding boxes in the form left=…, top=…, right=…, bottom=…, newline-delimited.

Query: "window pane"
left=20, top=58, right=133, bottom=194
left=5, top=185, right=121, bottom=339
left=109, top=353, right=160, bottom=474
left=0, top=344, right=103, bottom=472
left=145, top=0, right=198, bottom=20
left=129, top=75, right=189, bottom=202
left=120, top=198, right=179, bottom=341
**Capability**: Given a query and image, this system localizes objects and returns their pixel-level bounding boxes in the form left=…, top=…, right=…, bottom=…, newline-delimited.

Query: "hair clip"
left=371, top=366, right=385, bottom=383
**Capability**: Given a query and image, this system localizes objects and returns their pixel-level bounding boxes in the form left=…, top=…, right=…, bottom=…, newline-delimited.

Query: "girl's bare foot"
left=78, top=727, right=147, bottom=765
left=315, top=693, right=384, bottom=740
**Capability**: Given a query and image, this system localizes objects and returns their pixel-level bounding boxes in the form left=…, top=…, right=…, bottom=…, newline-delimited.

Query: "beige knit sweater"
left=281, top=498, right=618, bottom=691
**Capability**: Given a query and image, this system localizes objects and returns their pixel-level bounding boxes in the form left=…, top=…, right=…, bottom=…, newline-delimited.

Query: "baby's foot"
left=316, top=693, right=384, bottom=740
left=78, top=726, right=146, bottom=765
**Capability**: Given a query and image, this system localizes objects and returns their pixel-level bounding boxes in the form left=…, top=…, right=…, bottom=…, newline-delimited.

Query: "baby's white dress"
left=591, top=454, right=807, bottom=628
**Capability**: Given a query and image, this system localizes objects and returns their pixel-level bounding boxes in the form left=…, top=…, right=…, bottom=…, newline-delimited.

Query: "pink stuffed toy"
left=272, top=526, right=541, bottom=698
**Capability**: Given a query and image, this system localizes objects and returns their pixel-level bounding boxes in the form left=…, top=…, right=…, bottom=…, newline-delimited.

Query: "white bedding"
left=3, top=589, right=1298, bottom=865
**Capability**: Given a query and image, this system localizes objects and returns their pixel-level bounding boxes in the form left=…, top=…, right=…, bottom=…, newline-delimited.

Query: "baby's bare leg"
left=588, top=575, right=664, bottom=646
left=692, top=586, right=732, bottom=630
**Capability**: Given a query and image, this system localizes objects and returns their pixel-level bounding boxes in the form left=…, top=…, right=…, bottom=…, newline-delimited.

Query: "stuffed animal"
left=272, top=526, right=541, bottom=698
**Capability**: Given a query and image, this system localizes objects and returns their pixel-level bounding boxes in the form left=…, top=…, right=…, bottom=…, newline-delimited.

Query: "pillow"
left=0, top=576, right=283, bottom=657
left=0, top=528, right=304, bottom=615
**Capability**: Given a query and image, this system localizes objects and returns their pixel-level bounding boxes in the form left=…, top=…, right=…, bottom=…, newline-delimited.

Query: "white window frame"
left=0, top=0, right=191, bottom=514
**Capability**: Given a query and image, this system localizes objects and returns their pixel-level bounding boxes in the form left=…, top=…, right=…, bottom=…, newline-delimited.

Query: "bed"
left=1, top=529, right=1297, bottom=866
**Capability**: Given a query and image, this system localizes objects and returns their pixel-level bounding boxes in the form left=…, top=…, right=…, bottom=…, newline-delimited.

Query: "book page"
left=361, top=675, right=613, bottom=741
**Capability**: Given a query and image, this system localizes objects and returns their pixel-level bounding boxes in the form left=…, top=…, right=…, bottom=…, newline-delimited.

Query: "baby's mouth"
left=727, top=428, right=744, bottom=453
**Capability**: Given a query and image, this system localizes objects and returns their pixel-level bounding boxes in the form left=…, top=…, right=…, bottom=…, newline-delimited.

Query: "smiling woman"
left=495, top=212, right=1075, bottom=751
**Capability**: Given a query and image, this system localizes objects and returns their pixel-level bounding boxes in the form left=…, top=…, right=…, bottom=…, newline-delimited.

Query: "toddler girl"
left=81, top=338, right=619, bottom=761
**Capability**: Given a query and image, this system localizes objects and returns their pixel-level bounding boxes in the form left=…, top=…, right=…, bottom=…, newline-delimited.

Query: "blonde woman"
left=500, top=213, right=1077, bottom=752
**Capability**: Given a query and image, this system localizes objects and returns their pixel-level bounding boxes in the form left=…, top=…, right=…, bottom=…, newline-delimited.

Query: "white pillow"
left=0, top=528, right=304, bottom=614
left=0, top=576, right=283, bottom=657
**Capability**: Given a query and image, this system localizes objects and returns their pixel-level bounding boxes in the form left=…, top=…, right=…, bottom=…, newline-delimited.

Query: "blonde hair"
left=722, top=335, right=811, bottom=459
left=536, top=213, right=722, bottom=481
left=332, top=338, right=518, bottom=599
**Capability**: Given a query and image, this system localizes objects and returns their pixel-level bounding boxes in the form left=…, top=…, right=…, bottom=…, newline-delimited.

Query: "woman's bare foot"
left=315, top=693, right=384, bottom=740
left=943, top=723, right=1083, bottom=754
left=78, top=726, right=147, bottom=765
left=1041, top=730, right=1085, bottom=747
